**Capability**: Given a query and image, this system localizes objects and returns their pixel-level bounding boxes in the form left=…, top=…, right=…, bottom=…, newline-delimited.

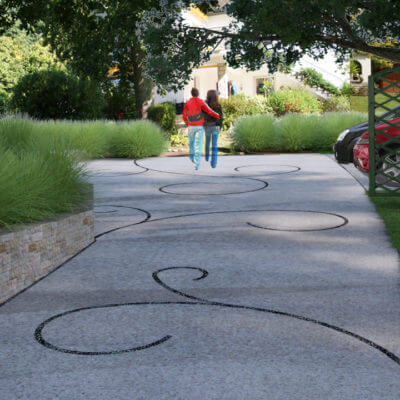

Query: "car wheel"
left=380, top=151, right=400, bottom=177
left=376, top=149, right=400, bottom=186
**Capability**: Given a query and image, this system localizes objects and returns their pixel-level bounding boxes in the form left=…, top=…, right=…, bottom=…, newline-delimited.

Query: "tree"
left=11, top=70, right=105, bottom=120
left=138, top=0, right=400, bottom=91
left=0, top=22, right=63, bottom=112
left=3, top=0, right=158, bottom=115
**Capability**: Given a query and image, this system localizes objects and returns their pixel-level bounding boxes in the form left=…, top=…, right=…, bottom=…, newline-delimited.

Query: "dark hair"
left=191, top=87, right=199, bottom=97
left=206, top=89, right=219, bottom=109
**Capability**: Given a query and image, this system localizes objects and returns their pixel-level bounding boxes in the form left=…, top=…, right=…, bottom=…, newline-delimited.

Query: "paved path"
left=1, top=154, right=399, bottom=399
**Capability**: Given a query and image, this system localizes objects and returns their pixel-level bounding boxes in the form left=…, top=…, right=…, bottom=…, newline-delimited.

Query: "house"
left=349, top=55, right=371, bottom=96
left=153, top=6, right=350, bottom=107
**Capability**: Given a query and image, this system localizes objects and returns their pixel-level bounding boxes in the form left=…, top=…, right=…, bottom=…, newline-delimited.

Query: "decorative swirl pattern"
left=94, top=206, right=151, bottom=238
left=34, top=266, right=400, bottom=366
left=246, top=210, right=348, bottom=232
left=158, top=179, right=268, bottom=196
left=30, top=161, right=399, bottom=371
left=93, top=209, right=348, bottom=236
left=134, top=159, right=301, bottom=178
left=234, top=164, right=301, bottom=176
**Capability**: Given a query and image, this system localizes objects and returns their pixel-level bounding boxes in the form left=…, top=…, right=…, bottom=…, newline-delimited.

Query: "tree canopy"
left=139, top=0, right=400, bottom=91
left=3, top=0, right=158, bottom=113
left=0, top=22, right=63, bottom=111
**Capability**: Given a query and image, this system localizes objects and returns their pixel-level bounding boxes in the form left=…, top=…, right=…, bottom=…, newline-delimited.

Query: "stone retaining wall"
left=0, top=210, right=94, bottom=304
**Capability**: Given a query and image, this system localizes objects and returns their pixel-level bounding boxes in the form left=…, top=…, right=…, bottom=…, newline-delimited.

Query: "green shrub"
left=220, top=94, right=272, bottom=130
left=233, top=114, right=276, bottom=152
left=259, top=80, right=274, bottom=96
left=147, top=102, right=176, bottom=134
left=295, top=68, right=340, bottom=95
left=10, top=70, right=105, bottom=120
left=104, top=87, right=138, bottom=120
left=322, top=95, right=350, bottom=113
left=232, top=112, right=367, bottom=153
left=0, top=23, right=65, bottom=111
left=0, top=89, right=9, bottom=114
left=170, top=130, right=189, bottom=147
left=340, top=82, right=356, bottom=97
left=268, top=89, right=322, bottom=116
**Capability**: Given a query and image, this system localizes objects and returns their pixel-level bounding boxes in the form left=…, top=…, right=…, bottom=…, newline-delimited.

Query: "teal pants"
left=188, top=126, right=204, bottom=170
left=204, top=126, right=220, bottom=168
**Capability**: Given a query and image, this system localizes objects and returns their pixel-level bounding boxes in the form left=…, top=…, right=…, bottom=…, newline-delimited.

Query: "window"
left=256, top=78, right=273, bottom=95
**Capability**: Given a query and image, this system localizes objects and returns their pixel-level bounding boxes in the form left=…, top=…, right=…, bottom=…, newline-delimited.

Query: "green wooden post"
left=367, top=66, right=400, bottom=195
left=368, top=74, right=376, bottom=195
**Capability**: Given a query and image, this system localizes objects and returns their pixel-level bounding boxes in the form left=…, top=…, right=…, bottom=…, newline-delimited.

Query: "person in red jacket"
left=183, top=88, right=220, bottom=170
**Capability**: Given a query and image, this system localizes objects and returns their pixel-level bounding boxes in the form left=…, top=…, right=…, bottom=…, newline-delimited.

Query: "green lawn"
left=370, top=196, right=400, bottom=255
left=350, top=94, right=400, bottom=113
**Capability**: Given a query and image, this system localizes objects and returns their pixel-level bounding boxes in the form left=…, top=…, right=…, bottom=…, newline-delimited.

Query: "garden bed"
left=0, top=116, right=167, bottom=227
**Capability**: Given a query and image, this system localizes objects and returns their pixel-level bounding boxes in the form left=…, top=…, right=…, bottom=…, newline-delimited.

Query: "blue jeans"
left=188, top=126, right=204, bottom=170
left=204, top=126, right=220, bottom=168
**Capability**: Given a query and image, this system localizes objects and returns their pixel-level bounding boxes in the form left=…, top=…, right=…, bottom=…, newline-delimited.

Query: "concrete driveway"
left=1, top=154, right=399, bottom=399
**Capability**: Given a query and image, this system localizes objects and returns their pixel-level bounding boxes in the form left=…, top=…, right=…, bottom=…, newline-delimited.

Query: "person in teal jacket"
left=203, top=90, right=223, bottom=168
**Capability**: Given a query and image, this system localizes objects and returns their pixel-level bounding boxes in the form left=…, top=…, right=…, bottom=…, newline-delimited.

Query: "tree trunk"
left=131, top=38, right=146, bottom=118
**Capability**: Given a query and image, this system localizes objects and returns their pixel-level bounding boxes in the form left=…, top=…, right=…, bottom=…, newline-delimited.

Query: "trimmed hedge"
left=147, top=102, right=176, bottom=134
left=233, top=112, right=367, bottom=153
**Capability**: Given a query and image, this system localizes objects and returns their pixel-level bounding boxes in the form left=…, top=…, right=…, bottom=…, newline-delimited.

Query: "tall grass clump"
left=0, top=116, right=87, bottom=227
left=0, top=116, right=167, bottom=227
left=232, top=112, right=367, bottom=153
left=109, top=120, right=166, bottom=158
left=23, top=119, right=167, bottom=159
left=233, top=114, right=276, bottom=152
left=33, top=120, right=114, bottom=159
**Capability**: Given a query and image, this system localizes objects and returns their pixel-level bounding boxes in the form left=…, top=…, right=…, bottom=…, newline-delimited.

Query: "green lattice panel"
left=368, top=67, right=400, bottom=195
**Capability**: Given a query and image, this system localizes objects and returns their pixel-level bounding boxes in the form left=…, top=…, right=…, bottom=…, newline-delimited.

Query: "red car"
left=353, top=117, right=400, bottom=178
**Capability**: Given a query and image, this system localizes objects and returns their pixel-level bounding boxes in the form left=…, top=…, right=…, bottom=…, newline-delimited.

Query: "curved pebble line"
left=234, top=164, right=301, bottom=175
left=246, top=210, right=348, bottom=232
left=29, top=162, right=400, bottom=366
left=134, top=159, right=301, bottom=178
left=34, top=266, right=400, bottom=366
left=158, top=179, right=269, bottom=196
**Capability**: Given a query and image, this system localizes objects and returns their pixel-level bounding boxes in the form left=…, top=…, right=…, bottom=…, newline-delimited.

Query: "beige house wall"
left=153, top=9, right=348, bottom=104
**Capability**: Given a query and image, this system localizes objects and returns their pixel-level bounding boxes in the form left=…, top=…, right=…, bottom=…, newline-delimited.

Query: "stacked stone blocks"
left=0, top=210, right=94, bottom=304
